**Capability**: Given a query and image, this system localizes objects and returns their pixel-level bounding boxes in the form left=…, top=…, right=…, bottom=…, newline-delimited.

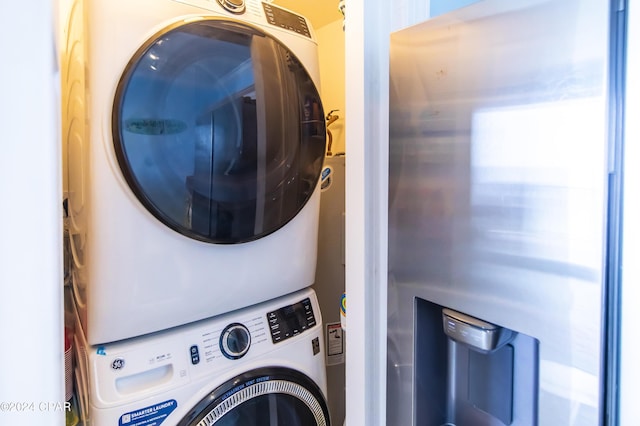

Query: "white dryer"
left=73, top=287, right=331, bottom=425
left=62, top=0, right=327, bottom=344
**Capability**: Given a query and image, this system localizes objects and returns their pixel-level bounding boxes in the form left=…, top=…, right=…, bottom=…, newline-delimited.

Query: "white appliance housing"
left=73, top=287, right=330, bottom=425
left=63, top=0, right=327, bottom=344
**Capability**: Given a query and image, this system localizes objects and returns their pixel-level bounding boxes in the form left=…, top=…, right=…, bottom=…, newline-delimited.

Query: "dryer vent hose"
left=326, top=109, right=340, bottom=156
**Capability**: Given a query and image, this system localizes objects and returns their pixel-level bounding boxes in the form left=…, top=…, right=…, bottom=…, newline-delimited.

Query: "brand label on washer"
left=119, top=399, right=177, bottom=426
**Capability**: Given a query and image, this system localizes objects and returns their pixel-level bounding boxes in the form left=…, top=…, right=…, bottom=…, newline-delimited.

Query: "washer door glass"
left=178, top=367, right=330, bottom=426
left=113, top=19, right=326, bottom=244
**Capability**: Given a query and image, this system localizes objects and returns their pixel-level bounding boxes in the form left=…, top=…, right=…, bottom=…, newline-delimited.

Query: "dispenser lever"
left=442, top=308, right=515, bottom=352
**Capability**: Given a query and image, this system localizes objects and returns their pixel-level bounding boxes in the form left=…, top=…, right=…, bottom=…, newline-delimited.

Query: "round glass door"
left=177, top=367, right=330, bottom=426
left=113, top=19, right=326, bottom=244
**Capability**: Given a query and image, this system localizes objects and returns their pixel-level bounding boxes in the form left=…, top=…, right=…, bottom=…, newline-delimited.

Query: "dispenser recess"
left=414, top=298, right=539, bottom=426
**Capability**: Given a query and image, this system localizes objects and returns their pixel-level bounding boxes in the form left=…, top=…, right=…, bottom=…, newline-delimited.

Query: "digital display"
left=262, top=3, right=311, bottom=38
left=267, top=298, right=316, bottom=343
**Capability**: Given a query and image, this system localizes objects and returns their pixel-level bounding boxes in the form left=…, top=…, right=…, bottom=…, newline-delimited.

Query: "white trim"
left=620, top=1, right=640, bottom=424
left=344, top=1, right=430, bottom=424
left=344, top=0, right=389, bottom=424
left=344, top=0, right=368, bottom=423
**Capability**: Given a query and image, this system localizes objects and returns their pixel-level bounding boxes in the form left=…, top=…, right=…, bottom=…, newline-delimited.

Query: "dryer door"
left=178, top=367, right=331, bottom=426
left=113, top=19, right=326, bottom=244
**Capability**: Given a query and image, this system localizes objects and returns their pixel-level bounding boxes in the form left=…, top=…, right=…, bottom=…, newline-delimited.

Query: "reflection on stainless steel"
left=388, top=0, right=611, bottom=424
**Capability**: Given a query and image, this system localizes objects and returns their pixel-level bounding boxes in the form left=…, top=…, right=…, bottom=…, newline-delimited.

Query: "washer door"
left=178, top=367, right=331, bottom=426
left=113, top=19, right=326, bottom=244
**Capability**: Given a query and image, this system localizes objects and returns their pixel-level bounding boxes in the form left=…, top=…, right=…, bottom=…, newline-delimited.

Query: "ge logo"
left=111, top=358, right=125, bottom=370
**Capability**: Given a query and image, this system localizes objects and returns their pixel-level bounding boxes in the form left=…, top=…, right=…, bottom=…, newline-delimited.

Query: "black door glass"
left=113, top=19, right=326, bottom=244
left=217, top=393, right=316, bottom=425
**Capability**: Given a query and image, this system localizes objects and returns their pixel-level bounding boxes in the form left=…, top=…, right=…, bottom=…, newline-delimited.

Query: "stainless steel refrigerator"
left=387, top=0, right=626, bottom=425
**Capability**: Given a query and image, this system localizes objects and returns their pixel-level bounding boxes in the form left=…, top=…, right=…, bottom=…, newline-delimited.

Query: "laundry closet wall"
left=317, top=19, right=346, bottom=156
left=59, top=0, right=73, bottom=195
left=0, top=1, right=65, bottom=425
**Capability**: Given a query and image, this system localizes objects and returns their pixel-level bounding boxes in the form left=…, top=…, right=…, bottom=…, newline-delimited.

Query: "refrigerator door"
left=388, top=0, right=611, bottom=424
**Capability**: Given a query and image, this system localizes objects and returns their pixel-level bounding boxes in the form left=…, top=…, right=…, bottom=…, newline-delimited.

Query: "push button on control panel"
left=190, top=345, right=200, bottom=365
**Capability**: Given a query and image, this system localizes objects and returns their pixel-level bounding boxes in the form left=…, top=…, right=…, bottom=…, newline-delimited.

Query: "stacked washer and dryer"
left=62, top=0, right=330, bottom=424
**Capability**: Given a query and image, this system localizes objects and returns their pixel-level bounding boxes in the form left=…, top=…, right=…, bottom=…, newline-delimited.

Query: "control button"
left=190, top=345, right=200, bottom=365
left=220, top=323, right=251, bottom=360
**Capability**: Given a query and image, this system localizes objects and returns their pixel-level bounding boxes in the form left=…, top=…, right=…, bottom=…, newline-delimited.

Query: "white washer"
left=73, top=287, right=331, bottom=425
left=62, top=0, right=327, bottom=344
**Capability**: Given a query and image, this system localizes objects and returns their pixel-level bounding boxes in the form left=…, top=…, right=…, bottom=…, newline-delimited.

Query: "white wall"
left=0, top=1, right=64, bottom=425
left=316, top=19, right=346, bottom=155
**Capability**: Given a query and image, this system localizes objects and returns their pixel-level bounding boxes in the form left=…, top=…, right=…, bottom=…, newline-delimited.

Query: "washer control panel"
left=262, top=3, right=311, bottom=38
left=186, top=313, right=267, bottom=370
left=267, top=297, right=317, bottom=344
left=89, top=289, right=322, bottom=400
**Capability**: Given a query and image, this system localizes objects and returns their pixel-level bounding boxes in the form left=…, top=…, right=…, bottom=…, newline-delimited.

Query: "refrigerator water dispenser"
left=414, top=298, right=539, bottom=426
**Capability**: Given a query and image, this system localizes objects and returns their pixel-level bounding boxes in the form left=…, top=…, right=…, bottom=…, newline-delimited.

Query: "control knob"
left=220, top=323, right=251, bottom=359
left=217, top=0, right=245, bottom=14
